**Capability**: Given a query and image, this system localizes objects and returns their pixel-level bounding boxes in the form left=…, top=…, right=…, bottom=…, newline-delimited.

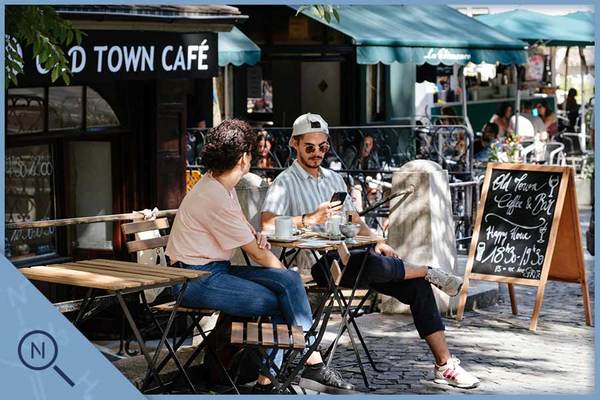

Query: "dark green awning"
left=218, top=27, right=261, bottom=66
left=299, top=5, right=528, bottom=65
left=477, top=10, right=594, bottom=47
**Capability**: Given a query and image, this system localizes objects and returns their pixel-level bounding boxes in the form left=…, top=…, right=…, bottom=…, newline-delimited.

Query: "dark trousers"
left=311, top=248, right=445, bottom=338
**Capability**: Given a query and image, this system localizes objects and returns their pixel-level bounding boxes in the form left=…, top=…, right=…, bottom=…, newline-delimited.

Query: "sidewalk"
left=325, top=208, right=595, bottom=394
left=106, top=210, right=595, bottom=394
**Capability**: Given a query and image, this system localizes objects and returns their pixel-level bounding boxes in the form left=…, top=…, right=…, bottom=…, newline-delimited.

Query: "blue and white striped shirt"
left=261, top=160, right=353, bottom=219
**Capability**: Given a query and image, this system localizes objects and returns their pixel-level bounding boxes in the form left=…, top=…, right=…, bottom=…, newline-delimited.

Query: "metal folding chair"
left=120, top=218, right=237, bottom=393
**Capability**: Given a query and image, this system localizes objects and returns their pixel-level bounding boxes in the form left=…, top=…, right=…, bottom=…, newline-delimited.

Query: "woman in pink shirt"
left=165, top=120, right=353, bottom=394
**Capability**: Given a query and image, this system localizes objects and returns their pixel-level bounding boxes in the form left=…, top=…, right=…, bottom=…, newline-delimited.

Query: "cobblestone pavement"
left=322, top=209, right=595, bottom=394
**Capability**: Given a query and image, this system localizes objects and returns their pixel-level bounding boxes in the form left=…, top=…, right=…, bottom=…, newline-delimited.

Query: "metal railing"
left=187, top=123, right=479, bottom=247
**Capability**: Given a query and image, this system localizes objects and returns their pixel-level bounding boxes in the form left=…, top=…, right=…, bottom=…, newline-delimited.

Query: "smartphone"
left=330, top=191, right=348, bottom=204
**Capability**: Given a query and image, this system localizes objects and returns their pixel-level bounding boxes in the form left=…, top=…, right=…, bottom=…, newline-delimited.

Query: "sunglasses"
left=304, top=142, right=330, bottom=154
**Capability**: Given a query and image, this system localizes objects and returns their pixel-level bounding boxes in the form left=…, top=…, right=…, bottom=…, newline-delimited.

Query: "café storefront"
left=5, top=5, right=246, bottom=268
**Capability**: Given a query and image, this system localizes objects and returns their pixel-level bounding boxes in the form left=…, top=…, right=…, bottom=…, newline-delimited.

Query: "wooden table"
left=268, top=235, right=382, bottom=391
left=20, top=259, right=208, bottom=392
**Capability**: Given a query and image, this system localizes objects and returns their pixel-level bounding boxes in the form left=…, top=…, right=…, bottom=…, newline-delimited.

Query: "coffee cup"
left=275, top=216, right=294, bottom=238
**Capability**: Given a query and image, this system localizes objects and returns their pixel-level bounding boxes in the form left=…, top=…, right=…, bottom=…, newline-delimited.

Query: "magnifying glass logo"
left=18, top=330, right=75, bottom=387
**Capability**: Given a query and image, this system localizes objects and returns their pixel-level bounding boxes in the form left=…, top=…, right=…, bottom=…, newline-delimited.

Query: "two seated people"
left=165, top=115, right=480, bottom=393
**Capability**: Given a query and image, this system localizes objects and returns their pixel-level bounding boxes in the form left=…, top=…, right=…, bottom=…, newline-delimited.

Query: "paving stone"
left=318, top=208, right=595, bottom=394
left=108, top=209, right=594, bottom=395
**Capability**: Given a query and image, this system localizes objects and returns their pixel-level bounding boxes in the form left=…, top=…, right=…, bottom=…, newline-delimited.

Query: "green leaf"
left=332, top=8, right=340, bottom=22
left=296, top=5, right=309, bottom=16
left=61, top=71, right=70, bottom=85
left=51, top=66, right=59, bottom=82
left=39, top=47, right=49, bottom=64
left=5, top=5, right=82, bottom=86
left=314, top=5, right=324, bottom=19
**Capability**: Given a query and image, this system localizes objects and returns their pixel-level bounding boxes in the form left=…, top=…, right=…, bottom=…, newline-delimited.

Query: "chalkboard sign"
left=471, top=168, right=562, bottom=280
left=456, top=163, right=592, bottom=331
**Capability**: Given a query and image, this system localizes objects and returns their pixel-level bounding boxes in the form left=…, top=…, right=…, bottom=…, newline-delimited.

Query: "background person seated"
left=489, top=102, right=513, bottom=138
left=535, top=100, right=558, bottom=139
left=517, top=101, right=547, bottom=136
left=474, top=122, right=499, bottom=161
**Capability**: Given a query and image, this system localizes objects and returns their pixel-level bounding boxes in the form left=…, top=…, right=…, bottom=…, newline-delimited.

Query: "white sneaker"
left=434, top=356, right=480, bottom=389
left=425, top=267, right=463, bottom=297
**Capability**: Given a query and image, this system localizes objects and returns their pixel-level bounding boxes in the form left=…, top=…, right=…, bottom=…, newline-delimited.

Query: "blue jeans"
left=172, top=261, right=314, bottom=372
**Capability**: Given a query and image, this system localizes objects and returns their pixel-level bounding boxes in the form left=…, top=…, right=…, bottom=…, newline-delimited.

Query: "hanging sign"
left=423, top=48, right=472, bottom=63
left=20, top=31, right=218, bottom=84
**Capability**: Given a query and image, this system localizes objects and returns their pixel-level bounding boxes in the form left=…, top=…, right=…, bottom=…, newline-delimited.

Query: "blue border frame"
left=1, top=1, right=597, bottom=399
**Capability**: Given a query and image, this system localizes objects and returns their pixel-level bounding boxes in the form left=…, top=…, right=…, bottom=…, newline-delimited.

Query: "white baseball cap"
left=289, top=113, right=329, bottom=145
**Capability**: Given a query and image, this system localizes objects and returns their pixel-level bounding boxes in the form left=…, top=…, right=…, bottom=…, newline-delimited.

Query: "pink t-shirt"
left=165, top=173, right=255, bottom=265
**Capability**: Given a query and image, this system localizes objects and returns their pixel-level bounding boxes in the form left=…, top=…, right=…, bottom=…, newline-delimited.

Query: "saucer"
left=266, top=235, right=298, bottom=242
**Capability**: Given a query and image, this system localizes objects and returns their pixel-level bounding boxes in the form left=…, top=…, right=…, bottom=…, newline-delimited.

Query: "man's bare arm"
left=261, top=211, right=304, bottom=231
left=261, top=201, right=343, bottom=232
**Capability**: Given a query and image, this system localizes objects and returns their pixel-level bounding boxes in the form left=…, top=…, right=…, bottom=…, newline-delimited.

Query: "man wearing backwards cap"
left=261, top=112, right=480, bottom=390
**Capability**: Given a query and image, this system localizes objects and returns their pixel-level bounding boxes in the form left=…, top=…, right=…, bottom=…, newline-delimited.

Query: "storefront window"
left=49, top=86, right=84, bottom=130
left=6, top=88, right=45, bottom=135
left=5, top=145, right=57, bottom=261
left=247, top=65, right=273, bottom=114
left=5, top=84, right=121, bottom=263
left=86, top=87, right=120, bottom=128
left=69, top=142, right=113, bottom=250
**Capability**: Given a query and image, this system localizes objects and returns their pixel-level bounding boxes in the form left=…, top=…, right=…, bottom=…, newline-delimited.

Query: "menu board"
left=457, top=163, right=592, bottom=332
left=471, top=168, right=562, bottom=280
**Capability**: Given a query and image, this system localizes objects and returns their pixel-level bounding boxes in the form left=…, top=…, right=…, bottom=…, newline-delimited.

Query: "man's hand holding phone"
left=305, top=194, right=346, bottom=226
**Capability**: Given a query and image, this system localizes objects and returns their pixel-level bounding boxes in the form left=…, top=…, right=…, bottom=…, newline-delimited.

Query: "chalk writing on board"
left=472, top=170, right=562, bottom=280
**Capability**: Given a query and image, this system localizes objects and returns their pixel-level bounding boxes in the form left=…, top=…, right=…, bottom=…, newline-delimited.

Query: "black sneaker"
left=299, top=364, right=355, bottom=394
left=252, top=382, right=278, bottom=394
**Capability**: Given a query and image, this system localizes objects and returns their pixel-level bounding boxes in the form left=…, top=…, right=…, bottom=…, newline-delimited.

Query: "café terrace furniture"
left=120, top=217, right=238, bottom=394
left=230, top=321, right=306, bottom=393
left=268, top=234, right=383, bottom=391
left=122, top=217, right=306, bottom=394
left=19, top=258, right=206, bottom=393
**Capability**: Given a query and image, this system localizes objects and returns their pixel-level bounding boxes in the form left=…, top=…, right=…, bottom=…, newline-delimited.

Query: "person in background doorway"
left=489, top=102, right=513, bottom=138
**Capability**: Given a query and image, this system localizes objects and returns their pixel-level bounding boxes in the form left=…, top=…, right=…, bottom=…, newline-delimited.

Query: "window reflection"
left=6, top=88, right=45, bottom=135
left=5, top=145, right=57, bottom=260
left=49, top=86, right=83, bottom=130
left=87, top=87, right=120, bottom=128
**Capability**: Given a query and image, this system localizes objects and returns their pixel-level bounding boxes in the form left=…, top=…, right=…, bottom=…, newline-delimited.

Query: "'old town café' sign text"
left=21, top=31, right=218, bottom=84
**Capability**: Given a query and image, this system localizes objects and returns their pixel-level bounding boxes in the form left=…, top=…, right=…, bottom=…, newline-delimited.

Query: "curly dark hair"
left=201, top=119, right=256, bottom=174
